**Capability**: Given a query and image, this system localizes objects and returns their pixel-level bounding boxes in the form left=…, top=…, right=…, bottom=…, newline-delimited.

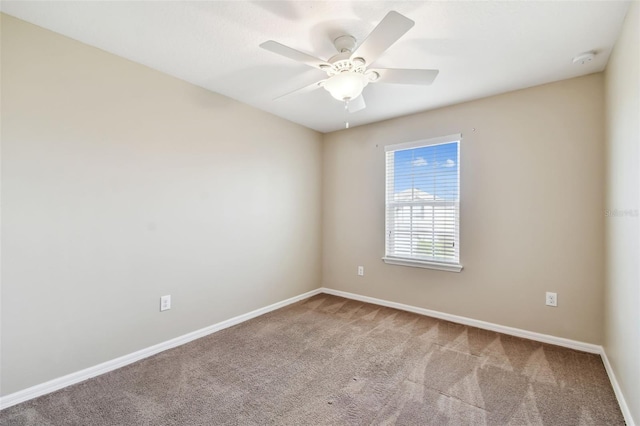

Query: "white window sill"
left=382, top=256, right=463, bottom=272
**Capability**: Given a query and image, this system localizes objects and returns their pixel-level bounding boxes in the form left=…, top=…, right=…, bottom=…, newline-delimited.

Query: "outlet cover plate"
left=160, top=295, right=171, bottom=311
left=545, top=292, right=557, bottom=307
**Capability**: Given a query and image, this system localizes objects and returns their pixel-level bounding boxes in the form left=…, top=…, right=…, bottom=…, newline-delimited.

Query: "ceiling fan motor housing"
left=328, top=58, right=364, bottom=74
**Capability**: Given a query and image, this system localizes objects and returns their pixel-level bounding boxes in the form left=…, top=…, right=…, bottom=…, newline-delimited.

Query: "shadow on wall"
left=182, top=84, right=236, bottom=110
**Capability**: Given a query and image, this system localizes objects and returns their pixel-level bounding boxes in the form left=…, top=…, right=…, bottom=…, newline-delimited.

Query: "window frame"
left=382, top=134, right=463, bottom=273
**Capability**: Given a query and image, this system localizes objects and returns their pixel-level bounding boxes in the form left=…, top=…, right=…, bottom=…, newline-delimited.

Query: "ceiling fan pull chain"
left=344, top=100, right=350, bottom=128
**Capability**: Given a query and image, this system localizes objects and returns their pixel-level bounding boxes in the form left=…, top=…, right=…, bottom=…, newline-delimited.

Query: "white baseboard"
left=319, top=288, right=601, bottom=353
left=600, top=348, right=636, bottom=426
left=0, top=288, right=322, bottom=410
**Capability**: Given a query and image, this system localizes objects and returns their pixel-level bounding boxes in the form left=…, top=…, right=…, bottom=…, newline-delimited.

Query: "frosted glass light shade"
left=323, top=72, right=366, bottom=101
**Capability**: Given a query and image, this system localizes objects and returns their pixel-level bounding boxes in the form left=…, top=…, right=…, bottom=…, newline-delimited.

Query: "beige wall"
left=0, top=14, right=323, bottom=395
left=323, top=74, right=605, bottom=344
left=604, top=1, right=640, bottom=423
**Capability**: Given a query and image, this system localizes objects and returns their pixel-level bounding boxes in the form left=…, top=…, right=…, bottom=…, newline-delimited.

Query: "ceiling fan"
left=260, top=11, right=439, bottom=115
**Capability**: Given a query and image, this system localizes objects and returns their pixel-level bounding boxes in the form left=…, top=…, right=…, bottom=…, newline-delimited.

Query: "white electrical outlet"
left=160, top=295, right=171, bottom=311
left=357, top=266, right=364, bottom=276
left=545, top=292, right=557, bottom=307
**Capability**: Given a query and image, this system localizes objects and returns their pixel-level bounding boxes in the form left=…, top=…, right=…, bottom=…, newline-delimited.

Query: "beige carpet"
left=0, top=294, right=624, bottom=425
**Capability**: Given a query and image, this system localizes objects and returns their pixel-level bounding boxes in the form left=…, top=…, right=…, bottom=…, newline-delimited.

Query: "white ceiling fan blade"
left=347, top=95, right=366, bottom=113
left=260, top=41, right=329, bottom=70
left=350, top=11, right=414, bottom=66
left=273, top=79, right=326, bottom=100
left=371, top=68, right=439, bottom=85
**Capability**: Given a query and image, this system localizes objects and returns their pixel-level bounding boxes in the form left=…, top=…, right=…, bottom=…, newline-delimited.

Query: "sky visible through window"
left=393, top=142, right=459, bottom=201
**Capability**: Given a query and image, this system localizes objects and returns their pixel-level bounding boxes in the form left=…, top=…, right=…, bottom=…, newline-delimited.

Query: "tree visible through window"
left=384, top=134, right=461, bottom=271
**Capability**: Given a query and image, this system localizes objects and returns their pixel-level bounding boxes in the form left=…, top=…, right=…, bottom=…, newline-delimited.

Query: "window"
left=383, top=134, right=462, bottom=272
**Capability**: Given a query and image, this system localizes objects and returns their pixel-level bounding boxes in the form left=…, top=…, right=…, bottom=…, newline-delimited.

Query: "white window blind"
left=383, top=134, right=462, bottom=272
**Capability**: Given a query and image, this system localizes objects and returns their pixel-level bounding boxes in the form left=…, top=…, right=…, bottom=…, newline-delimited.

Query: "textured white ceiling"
left=1, top=1, right=631, bottom=133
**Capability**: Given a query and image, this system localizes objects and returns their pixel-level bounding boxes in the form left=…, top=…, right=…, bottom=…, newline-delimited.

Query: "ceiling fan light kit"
left=260, top=10, right=439, bottom=120
left=323, top=71, right=367, bottom=101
